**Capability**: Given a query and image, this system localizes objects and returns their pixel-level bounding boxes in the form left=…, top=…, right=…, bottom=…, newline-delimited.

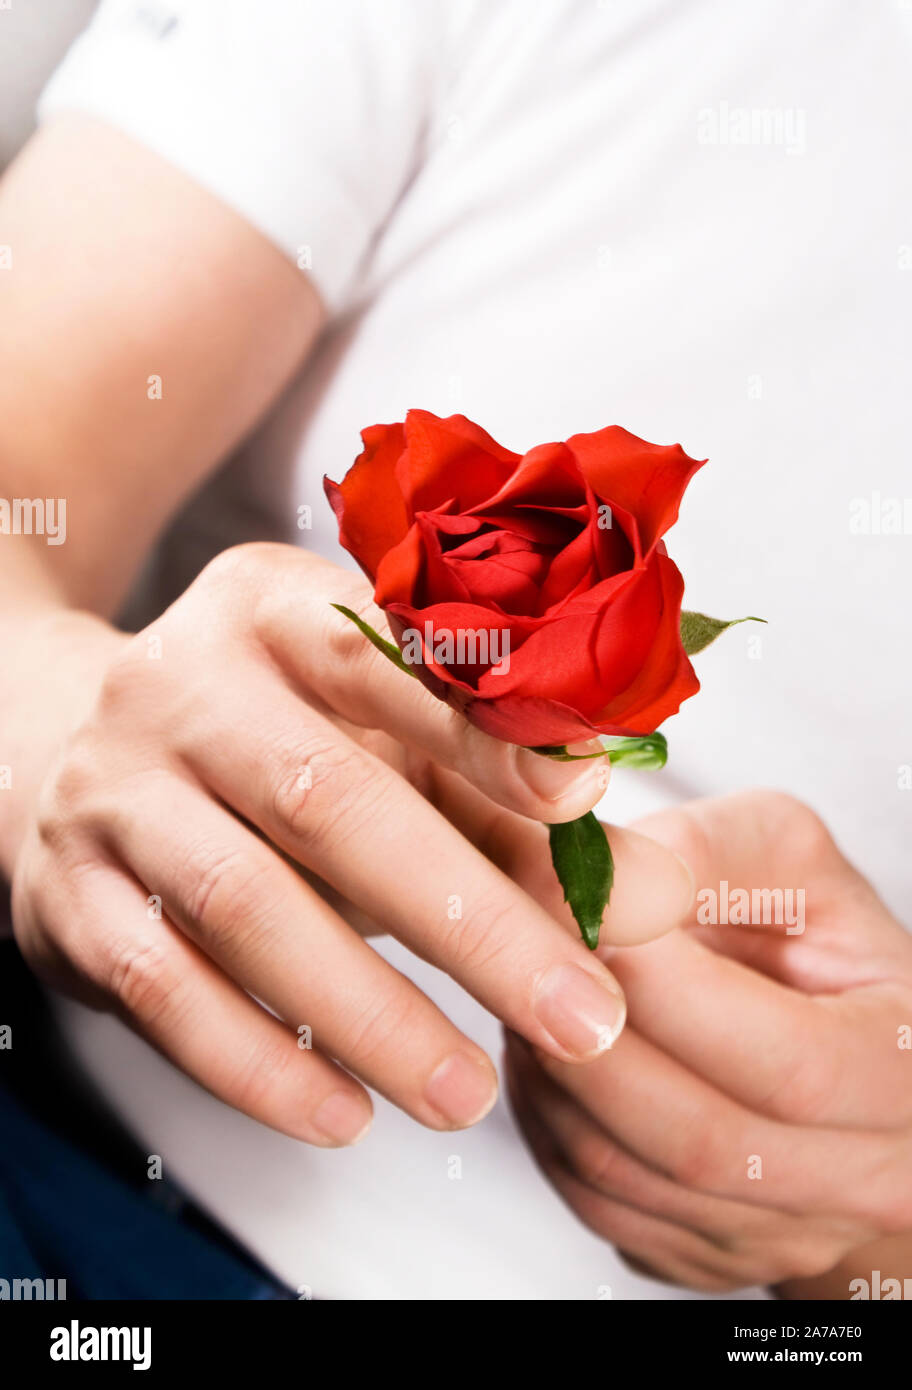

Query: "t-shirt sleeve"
left=37, top=0, right=438, bottom=315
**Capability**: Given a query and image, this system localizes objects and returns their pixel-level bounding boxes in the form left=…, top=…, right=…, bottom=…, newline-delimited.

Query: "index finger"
left=252, top=549, right=611, bottom=824
left=181, top=672, right=695, bottom=1062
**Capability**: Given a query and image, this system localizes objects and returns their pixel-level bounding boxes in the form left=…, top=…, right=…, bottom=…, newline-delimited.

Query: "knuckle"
left=248, top=550, right=327, bottom=642
left=34, top=782, right=78, bottom=855
left=323, top=594, right=388, bottom=670
left=740, top=788, right=832, bottom=859
left=34, top=750, right=105, bottom=857
left=13, top=844, right=113, bottom=999
left=176, top=842, right=274, bottom=954
left=195, top=542, right=282, bottom=591
left=575, top=1133, right=625, bottom=1194
left=440, top=891, right=516, bottom=975
left=333, top=991, right=423, bottom=1070
left=754, top=1042, right=835, bottom=1124
left=231, top=1027, right=303, bottom=1117
left=188, top=544, right=293, bottom=640
left=670, top=1130, right=726, bottom=1192
left=105, top=936, right=176, bottom=1027
left=46, top=743, right=96, bottom=811
left=268, top=734, right=382, bottom=851
left=95, top=634, right=167, bottom=718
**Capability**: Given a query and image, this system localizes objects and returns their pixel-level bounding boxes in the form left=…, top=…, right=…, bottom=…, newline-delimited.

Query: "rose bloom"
left=326, top=410, right=704, bottom=746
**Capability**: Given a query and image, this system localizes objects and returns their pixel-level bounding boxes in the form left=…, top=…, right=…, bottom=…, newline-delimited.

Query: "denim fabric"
left=0, top=925, right=293, bottom=1302
left=0, top=1081, right=294, bottom=1301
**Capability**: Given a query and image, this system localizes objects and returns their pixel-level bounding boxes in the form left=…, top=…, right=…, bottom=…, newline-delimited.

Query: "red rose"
left=325, top=410, right=704, bottom=747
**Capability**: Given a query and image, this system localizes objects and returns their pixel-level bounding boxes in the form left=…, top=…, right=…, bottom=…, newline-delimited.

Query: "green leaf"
left=530, top=733, right=668, bottom=770
left=547, top=812, right=614, bottom=951
left=680, top=610, right=766, bottom=656
left=330, top=604, right=416, bottom=677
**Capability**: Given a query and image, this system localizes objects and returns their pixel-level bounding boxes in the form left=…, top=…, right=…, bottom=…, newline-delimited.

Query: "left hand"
left=503, top=790, right=912, bottom=1293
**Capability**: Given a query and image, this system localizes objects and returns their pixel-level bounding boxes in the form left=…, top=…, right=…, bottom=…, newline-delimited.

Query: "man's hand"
left=503, top=790, right=912, bottom=1293
left=11, top=544, right=696, bottom=1148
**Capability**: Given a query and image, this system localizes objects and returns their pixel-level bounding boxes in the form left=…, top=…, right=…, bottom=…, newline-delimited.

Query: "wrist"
left=0, top=607, right=128, bottom=877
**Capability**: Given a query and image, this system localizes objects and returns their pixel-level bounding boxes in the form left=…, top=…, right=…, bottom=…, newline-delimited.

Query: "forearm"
left=775, top=1230, right=912, bottom=1300
left=0, top=117, right=324, bottom=876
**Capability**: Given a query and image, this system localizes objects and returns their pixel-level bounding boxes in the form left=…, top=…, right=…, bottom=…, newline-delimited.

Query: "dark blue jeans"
left=0, top=933, right=293, bottom=1301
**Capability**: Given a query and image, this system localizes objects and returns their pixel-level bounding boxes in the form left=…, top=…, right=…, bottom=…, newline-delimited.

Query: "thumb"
left=627, top=788, right=895, bottom=988
left=428, top=763, right=695, bottom=948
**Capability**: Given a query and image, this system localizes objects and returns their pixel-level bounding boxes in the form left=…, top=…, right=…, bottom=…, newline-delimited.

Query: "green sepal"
left=680, top=610, right=766, bottom=656
left=330, top=604, right=416, bottom=677
left=530, top=732, right=667, bottom=770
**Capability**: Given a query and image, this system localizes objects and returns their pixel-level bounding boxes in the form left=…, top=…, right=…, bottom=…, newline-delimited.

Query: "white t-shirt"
left=37, top=0, right=912, bottom=1300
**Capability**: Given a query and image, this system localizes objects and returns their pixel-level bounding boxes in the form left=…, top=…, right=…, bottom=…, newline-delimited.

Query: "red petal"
left=463, top=696, right=601, bottom=746
left=324, top=421, right=409, bottom=580
left=373, top=523, right=428, bottom=608
left=396, top=410, right=519, bottom=514
left=567, top=425, right=705, bottom=555
left=471, top=441, right=583, bottom=513
left=443, top=529, right=547, bottom=614
left=386, top=600, right=524, bottom=692
left=591, top=550, right=700, bottom=733
left=476, top=567, right=653, bottom=711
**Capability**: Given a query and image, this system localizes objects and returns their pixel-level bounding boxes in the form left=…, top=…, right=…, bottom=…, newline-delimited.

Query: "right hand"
left=11, top=543, right=693, bottom=1147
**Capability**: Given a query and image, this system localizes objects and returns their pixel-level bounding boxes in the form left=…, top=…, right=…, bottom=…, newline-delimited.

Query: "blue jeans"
left=0, top=930, right=294, bottom=1301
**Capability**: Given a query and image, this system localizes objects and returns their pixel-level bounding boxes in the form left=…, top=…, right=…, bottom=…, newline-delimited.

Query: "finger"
left=178, top=675, right=662, bottom=1062
left=506, top=1034, right=779, bottom=1244
left=105, top=774, right=499, bottom=1130
left=504, top=1034, right=867, bottom=1278
left=633, top=790, right=906, bottom=963
left=686, top=919, right=834, bottom=990
left=44, top=860, right=374, bottom=1146
left=632, top=790, right=860, bottom=918
left=253, top=550, right=611, bottom=823
left=599, top=928, right=912, bottom=1128
left=527, top=1027, right=906, bottom=1226
left=505, top=1055, right=739, bottom=1292
left=686, top=900, right=910, bottom=997
left=603, top=789, right=912, bottom=1125
left=417, top=763, right=695, bottom=946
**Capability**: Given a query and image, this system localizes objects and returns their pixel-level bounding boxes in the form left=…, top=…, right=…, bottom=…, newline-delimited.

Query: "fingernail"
left=517, top=745, right=606, bottom=802
left=425, top=1052, right=498, bottom=1128
left=532, top=962, right=626, bottom=1058
left=312, top=1090, right=373, bottom=1146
